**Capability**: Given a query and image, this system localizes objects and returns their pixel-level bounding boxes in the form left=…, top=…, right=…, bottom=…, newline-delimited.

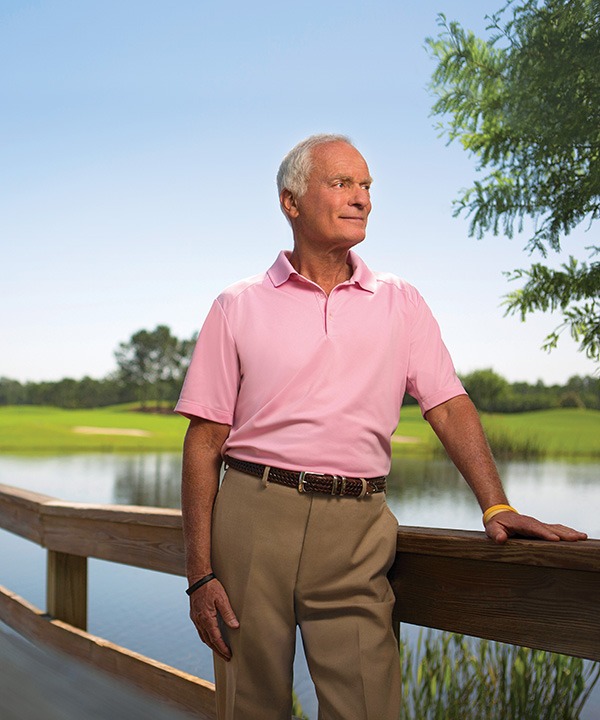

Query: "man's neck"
left=288, top=247, right=353, bottom=296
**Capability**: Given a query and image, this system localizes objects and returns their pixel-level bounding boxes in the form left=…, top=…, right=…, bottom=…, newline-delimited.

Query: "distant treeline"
left=460, top=369, right=599, bottom=413
left=436, top=369, right=600, bottom=413
left=0, top=375, right=136, bottom=409
left=1, top=356, right=598, bottom=417
left=1, top=325, right=599, bottom=413
left=1, top=325, right=195, bottom=411
left=404, top=369, right=600, bottom=413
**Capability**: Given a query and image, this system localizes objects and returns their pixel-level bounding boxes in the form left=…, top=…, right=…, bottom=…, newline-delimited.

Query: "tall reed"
left=400, top=630, right=600, bottom=720
left=292, top=690, right=309, bottom=720
left=481, top=423, right=545, bottom=460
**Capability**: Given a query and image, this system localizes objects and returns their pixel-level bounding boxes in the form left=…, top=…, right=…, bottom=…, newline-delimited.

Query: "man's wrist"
left=483, top=504, right=518, bottom=526
left=186, top=573, right=217, bottom=596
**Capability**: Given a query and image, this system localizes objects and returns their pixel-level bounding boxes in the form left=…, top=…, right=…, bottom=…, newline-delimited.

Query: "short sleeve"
left=405, top=292, right=466, bottom=415
left=174, top=299, right=240, bottom=424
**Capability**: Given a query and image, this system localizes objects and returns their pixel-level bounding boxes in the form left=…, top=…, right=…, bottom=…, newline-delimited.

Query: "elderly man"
left=175, top=134, right=586, bottom=720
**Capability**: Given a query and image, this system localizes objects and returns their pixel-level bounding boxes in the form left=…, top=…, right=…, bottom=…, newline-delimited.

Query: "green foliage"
left=4, top=370, right=596, bottom=414
left=0, top=325, right=198, bottom=410
left=291, top=690, right=309, bottom=720
left=460, top=368, right=510, bottom=411
left=0, top=375, right=130, bottom=409
left=427, top=0, right=600, bottom=361
left=400, top=630, right=600, bottom=720
left=504, top=255, right=600, bottom=360
left=456, top=372, right=600, bottom=413
left=480, top=422, right=545, bottom=459
left=115, top=325, right=195, bottom=408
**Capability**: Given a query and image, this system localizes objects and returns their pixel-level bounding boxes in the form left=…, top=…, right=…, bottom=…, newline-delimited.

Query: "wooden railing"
left=1, top=482, right=599, bottom=718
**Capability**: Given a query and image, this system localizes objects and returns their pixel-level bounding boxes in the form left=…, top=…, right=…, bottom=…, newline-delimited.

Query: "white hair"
left=276, top=133, right=353, bottom=199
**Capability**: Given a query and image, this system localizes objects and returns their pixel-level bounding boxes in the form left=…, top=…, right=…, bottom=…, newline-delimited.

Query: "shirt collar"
left=347, top=250, right=377, bottom=293
left=267, top=249, right=377, bottom=293
left=267, top=251, right=298, bottom=287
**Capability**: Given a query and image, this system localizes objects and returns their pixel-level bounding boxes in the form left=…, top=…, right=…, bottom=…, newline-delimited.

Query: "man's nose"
left=350, top=185, right=370, bottom=208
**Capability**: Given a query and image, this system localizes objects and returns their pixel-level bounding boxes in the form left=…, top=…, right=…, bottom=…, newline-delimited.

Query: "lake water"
left=1, top=453, right=599, bottom=719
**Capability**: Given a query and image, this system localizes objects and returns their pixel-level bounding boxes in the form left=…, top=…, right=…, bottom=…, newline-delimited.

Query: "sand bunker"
left=391, top=435, right=420, bottom=444
left=72, top=426, right=152, bottom=437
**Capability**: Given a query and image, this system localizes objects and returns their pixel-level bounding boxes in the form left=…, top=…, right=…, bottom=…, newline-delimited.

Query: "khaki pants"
left=211, top=467, right=401, bottom=720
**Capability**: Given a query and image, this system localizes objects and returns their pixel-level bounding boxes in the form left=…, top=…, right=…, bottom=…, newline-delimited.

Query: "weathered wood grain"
left=0, top=483, right=54, bottom=544
left=389, top=553, right=600, bottom=660
left=395, top=525, right=600, bottom=572
left=390, top=527, right=600, bottom=661
left=47, top=550, right=88, bottom=629
left=0, top=484, right=185, bottom=575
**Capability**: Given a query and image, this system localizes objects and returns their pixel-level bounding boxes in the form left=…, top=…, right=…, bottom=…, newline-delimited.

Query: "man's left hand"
left=485, top=511, right=588, bottom=544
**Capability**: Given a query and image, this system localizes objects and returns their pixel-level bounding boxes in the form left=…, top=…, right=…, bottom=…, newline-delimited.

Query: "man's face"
left=285, top=141, right=373, bottom=252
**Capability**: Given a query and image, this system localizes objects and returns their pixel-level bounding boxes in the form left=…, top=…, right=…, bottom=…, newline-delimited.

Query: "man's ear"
left=280, top=189, right=300, bottom=220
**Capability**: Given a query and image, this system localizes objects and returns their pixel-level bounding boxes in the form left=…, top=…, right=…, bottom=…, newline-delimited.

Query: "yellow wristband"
left=483, top=504, right=518, bottom=525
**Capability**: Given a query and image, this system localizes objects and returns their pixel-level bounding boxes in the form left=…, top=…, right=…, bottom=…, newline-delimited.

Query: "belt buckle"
left=298, top=471, right=346, bottom=496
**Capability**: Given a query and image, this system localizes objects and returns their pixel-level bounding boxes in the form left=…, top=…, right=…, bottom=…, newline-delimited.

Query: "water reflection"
left=388, top=457, right=467, bottom=497
left=111, top=455, right=474, bottom=510
left=94, top=454, right=482, bottom=516
left=1, top=453, right=597, bottom=536
left=113, top=454, right=182, bottom=509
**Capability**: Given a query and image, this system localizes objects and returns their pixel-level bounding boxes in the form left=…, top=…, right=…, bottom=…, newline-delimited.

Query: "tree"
left=427, top=0, right=600, bottom=361
left=0, top=377, right=25, bottom=405
left=460, top=368, right=510, bottom=411
left=114, top=325, right=195, bottom=408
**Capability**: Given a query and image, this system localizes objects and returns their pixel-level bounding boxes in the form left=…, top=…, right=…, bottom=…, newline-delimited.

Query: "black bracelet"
left=186, top=573, right=216, bottom=596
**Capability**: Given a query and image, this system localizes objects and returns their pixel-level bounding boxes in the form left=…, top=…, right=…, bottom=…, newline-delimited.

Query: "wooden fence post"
left=47, top=550, right=87, bottom=630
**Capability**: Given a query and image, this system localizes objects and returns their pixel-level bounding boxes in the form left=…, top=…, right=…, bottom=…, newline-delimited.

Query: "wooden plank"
left=396, top=526, right=600, bottom=572
left=0, top=623, right=195, bottom=720
left=389, top=553, right=600, bottom=661
left=47, top=550, right=88, bottom=629
left=0, top=486, right=185, bottom=576
left=42, top=501, right=184, bottom=528
left=0, top=483, right=54, bottom=544
left=41, top=511, right=185, bottom=575
left=0, top=585, right=217, bottom=719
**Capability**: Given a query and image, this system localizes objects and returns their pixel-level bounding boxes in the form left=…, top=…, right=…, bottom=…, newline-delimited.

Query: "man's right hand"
left=189, top=578, right=239, bottom=661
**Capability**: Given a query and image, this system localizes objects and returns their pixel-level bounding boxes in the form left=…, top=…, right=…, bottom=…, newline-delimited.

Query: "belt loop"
left=298, top=471, right=307, bottom=493
left=261, top=465, right=271, bottom=488
left=358, top=478, right=368, bottom=499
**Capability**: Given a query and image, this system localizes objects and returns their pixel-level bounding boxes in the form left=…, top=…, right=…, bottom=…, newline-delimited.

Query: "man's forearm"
left=181, top=418, right=231, bottom=582
left=425, top=395, right=508, bottom=511
left=180, top=417, right=239, bottom=660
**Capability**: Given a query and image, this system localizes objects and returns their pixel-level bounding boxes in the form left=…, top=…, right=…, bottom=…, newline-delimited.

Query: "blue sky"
left=1, top=0, right=597, bottom=384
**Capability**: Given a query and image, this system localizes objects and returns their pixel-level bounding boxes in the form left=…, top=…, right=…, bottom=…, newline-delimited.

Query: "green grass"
left=0, top=404, right=598, bottom=458
left=394, top=406, right=600, bottom=460
left=0, top=405, right=188, bottom=453
left=481, top=408, right=600, bottom=459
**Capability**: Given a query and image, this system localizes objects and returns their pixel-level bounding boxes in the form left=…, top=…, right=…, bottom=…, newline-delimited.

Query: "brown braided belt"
left=224, top=455, right=386, bottom=498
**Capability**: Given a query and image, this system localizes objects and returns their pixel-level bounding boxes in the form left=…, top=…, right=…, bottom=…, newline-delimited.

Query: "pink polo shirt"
left=175, top=250, right=466, bottom=477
